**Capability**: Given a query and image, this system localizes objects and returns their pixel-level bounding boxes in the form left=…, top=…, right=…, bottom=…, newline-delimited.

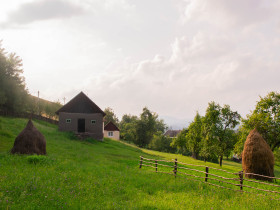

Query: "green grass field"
left=1, top=116, right=280, bottom=209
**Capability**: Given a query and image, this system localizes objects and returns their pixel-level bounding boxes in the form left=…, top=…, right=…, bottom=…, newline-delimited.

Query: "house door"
left=78, top=119, right=85, bottom=133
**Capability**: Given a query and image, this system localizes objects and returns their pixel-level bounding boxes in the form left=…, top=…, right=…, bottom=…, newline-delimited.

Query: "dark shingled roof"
left=104, top=121, right=120, bottom=131
left=164, top=130, right=182, bottom=138
left=55, top=92, right=105, bottom=116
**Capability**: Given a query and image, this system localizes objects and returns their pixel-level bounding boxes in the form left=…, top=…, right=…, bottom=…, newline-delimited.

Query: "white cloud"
left=183, top=0, right=275, bottom=28
left=80, top=26, right=280, bottom=120
left=1, top=0, right=280, bottom=126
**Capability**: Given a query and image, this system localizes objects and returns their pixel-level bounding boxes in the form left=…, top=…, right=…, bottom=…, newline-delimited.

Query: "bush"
left=27, top=155, right=49, bottom=164
left=149, top=133, right=176, bottom=153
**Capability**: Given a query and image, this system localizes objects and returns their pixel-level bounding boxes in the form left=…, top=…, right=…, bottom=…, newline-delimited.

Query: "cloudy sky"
left=1, top=0, right=280, bottom=128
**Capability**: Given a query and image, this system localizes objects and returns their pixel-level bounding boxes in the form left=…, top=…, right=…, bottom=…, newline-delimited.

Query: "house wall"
left=104, top=130, right=120, bottom=140
left=58, top=112, right=104, bottom=140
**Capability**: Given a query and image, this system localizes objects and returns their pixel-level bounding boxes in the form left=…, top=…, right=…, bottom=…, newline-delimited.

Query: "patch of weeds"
left=27, top=155, right=54, bottom=165
left=84, top=138, right=99, bottom=144
left=65, top=132, right=78, bottom=140
left=0, top=130, right=13, bottom=138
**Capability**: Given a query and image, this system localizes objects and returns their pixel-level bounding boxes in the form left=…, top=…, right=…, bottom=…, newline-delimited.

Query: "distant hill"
left=160, top=115, right=191, bottom=130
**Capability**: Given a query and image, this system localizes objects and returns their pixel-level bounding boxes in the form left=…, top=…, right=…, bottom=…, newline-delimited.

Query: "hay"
left=242, top=129, right=274, bottom=182
left=11, top=120, right=46, bottom=155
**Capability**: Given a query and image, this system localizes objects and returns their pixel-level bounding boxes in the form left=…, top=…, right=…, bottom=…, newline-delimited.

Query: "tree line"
left=105, top=91, right=280, bottom=166
left=0, top=41, right=62, bottom=118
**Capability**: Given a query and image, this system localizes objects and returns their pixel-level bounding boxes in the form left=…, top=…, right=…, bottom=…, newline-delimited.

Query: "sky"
left=1, top=0, right=280, bottom=128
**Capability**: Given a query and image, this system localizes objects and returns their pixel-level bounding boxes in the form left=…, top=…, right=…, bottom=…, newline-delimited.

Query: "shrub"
left=27, top=155, right=48, bottom=164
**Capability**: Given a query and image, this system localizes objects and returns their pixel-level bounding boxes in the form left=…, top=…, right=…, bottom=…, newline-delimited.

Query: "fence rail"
left=139, top=156, right=280, bottom=196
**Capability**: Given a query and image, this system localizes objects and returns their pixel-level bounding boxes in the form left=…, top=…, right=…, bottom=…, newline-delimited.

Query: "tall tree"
left=203, top=102, right=240, bottom=166
left=149, top=132, right=175, bottom=153
left=104, top=107, right=119, bottom=126
left=170, top=128, right=189, bottom=155
left=0, top=41, right=28, bottom=112
left=186, top=112, right=203, bottom=159
left=119, top=114, right=138, bottom=142
left=242, top=91, right=280, bottom=151
left=120, top=108, right=167, bottom=147
left=135, top=107, right=157, bottom=147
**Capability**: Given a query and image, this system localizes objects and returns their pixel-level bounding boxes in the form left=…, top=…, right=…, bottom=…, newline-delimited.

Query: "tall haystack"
left=11, top=120, right=46, bottom=155
left=242, top=129, right=274, bottom=181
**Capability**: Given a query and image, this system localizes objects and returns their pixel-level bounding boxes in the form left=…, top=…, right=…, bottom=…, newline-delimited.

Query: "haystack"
left=242, top=129, right=274, bottom=181
left=11, top=120, right=46, bottom=155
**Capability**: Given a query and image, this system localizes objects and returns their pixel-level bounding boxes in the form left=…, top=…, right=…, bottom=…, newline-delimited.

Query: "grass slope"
left=0, top=116, right=280, bottom=209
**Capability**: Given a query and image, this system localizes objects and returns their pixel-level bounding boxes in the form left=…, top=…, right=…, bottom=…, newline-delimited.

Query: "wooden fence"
left=0, top=111, right=58, bottom=125
left=139, top=156, right=280, bottom=196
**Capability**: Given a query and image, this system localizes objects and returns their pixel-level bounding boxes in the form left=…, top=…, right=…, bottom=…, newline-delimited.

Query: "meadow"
left=1, top=116, right=280, bottom=209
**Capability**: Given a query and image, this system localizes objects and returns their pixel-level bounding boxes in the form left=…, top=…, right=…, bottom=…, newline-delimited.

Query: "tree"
left=0, top=41, right=29, bottom=112
left=119, top=107, right=166, bottom=147
left=104, top=107, right=119, bottom=126
left=119, top=114, right=138, bottom=142
left=242, top=91, right=280, bottom=151
left=233, top=126, right=250, bottom=157
left=155, top=118, right=168, bottom=133
left=202, top=102, right=240, bottom=166
left=170, top=128, right=189, bottom=155
left=135, top=107, right=157, bottom=147
left=186, top=112, right=203, bottom=159
left=149, top=132, right=175, bottom=153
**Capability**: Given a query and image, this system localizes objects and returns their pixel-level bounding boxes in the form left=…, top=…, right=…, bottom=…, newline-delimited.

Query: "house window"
left=66, top=119, right=71, bottom=123
left=91, top=120, right=96, bottom=124
left=108, top=131, right=113, bottom=137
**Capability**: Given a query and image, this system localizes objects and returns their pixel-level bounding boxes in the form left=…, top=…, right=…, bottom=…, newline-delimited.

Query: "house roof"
left=164, top=130, right=182, bottom=138
left=55, top=92, right=105, bottom=116
left=104, top=121, right=120, bottom=131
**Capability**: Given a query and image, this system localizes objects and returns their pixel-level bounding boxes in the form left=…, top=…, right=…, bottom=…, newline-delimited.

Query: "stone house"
left=55, top=92, right=105, bottom=140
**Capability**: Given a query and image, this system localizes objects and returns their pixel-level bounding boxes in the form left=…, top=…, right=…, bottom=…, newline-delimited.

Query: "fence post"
left=174, top=158, right=177, bottom=178
left=139, top=156, right=143, bottom=169
left=155, top=160, right=158, bottom=172
left=205, top=166, right=209, bottom=182
left=239, top=171, right=243, bottom=191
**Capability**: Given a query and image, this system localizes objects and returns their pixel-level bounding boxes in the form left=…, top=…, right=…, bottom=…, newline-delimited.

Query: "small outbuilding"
left=11, top=120, right=46, bottom=155
left=164, top=130, right=181, bottom=138
left=55, top=92, right=106, bottom=140
left=104, top=121, right=120, bottom=140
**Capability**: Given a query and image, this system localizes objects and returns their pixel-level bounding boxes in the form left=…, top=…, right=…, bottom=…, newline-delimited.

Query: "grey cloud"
left=3, top=0, right=84, bottom=26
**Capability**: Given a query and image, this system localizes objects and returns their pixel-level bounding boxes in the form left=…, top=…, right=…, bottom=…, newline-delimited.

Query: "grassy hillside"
left=0, top=116, right=280, bottom=209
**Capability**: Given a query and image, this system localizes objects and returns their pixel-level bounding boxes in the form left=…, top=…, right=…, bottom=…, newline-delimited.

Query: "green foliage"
left=233, top=126, right=250, bottom=157
left=120, top=107, right=167, bottom=147
left=201, top=102, right=240, bottom=166
left=119, top=114, right=138, bottom=142
left=170, top=129, right=189, bottom=155
left=134, top=107, right=156, bottom=147
left=274, top=148, right=280, bottom=166
left=104, top=107, right=119, bottom=126
left=0, top=41, right=61, bottom=117
left=242, top=91, right=280, bottom=151
left=149, top=132, right=175, bottom=153
left=186, top=112, right=203, bottom=159
left=26, top=155, right=49, bottom=164
left=0, top=41, right=29, bottom=113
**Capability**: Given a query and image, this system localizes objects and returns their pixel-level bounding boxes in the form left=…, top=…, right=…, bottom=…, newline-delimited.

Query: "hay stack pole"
left=242, top=129, right=274, bottom=182
left=11, top=120, right=46, bottom=155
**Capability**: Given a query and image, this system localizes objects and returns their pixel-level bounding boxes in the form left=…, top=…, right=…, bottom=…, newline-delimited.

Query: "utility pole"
left=37, top=91, right=40, bottom=115
left=63, top=97, right=66, bottom=105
